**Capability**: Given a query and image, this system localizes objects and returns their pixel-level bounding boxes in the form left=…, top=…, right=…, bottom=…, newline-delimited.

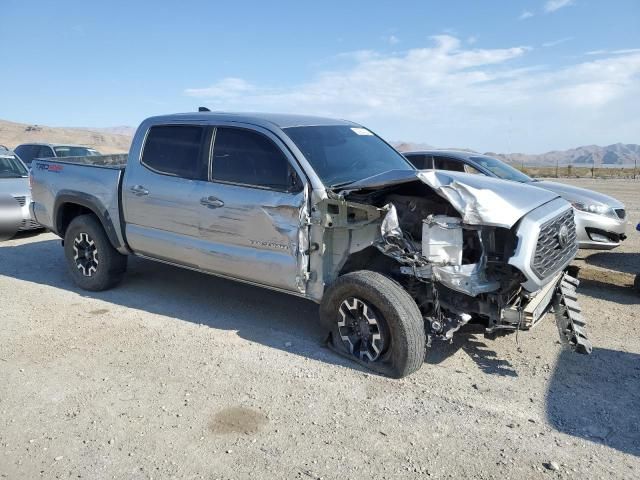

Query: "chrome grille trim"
left=532, top=208, right=578, bottom=278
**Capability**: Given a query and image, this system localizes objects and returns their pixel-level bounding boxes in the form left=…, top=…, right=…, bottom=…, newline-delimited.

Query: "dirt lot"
left=1, top=179, right=638, bottom=479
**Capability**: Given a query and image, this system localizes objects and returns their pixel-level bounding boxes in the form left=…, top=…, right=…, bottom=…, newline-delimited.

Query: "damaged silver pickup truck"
left=30, top=112, right=591, bottom=377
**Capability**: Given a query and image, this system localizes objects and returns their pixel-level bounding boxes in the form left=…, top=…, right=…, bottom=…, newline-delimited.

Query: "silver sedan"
left=403, top=150, right=627, bottom=250
left=0, top=150, right=40, bottom=237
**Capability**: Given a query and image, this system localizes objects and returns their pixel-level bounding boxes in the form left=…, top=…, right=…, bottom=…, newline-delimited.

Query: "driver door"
left=195, top=125, right=309, bottom=293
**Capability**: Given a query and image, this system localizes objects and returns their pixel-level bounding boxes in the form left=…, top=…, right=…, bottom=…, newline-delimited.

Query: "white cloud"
left=519, top=10, right=534, bottom=20
left=586, top=48, right=640, bottom=56
left=387, top=35, right=400, bottom=45
left=544, top=0, right=574, bottom=13
left=185, top=77, right=255, bottom=99
left=542, top=37, right=573, bottom=47
left=185, top=36, right=640, bottom=152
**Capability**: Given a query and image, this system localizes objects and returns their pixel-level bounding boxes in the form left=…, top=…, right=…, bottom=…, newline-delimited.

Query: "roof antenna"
left=198, top=106, right=211, bottom=112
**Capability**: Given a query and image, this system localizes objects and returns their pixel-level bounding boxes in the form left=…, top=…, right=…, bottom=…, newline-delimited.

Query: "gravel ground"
left=1, top=179, right=638, bottom=479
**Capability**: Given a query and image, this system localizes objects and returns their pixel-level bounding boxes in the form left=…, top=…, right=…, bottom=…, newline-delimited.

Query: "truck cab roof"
left=144, top=112, right=359, bottom=130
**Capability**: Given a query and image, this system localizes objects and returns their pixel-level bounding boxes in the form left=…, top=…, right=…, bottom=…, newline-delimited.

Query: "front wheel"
left=320, top=270, right=426, bottom=378
left=64, top=214, right=127, bottom=291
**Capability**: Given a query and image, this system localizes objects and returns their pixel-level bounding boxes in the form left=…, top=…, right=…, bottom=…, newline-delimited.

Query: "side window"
left=141, top=125, right=208, bottom=180
left=406, top=154, right=434, bottom=169
left=463, top=163, right=482, bottom=174
left=405, top=154, right=424, bottom=169
left=37, top=146, right=55, bottom=158
left=433, top=156, right=465, bottom=172
left=14, top=145, right=33, bottom=164
left=212, top=127, right=291, bottom=190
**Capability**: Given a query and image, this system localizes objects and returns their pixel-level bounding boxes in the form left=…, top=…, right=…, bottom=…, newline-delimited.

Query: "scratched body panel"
left=195, top=181, right=306, bottom=291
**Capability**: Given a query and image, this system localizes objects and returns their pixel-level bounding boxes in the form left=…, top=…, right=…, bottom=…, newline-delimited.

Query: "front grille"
left=532, top=208, right=578, bottom=278
left=12, top=196, right=26, bottom=207
left=615, top=208, right=625, bottom=220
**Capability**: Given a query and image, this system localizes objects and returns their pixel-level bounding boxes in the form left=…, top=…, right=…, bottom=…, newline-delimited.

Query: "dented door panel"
left=195, top=181, right=307, bottom=292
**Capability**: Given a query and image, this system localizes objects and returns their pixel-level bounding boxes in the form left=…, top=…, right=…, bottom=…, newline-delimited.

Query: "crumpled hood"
left=0, top=177, right=30, bottom=198
left=418, top=170, right=561, bottom=228
left=532, top=180, right=623, bottom=208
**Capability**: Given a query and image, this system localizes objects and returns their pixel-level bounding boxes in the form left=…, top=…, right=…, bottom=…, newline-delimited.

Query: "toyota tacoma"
left=30, top=112, right=591, bottom=377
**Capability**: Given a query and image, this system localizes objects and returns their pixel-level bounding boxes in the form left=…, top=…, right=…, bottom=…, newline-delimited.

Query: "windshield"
left=283, top=125, right=414, bottom=186
left=53, top=146, right=100, bottom=157
left=469, top=156, right=532, bottom=183
left=0, top=155, right=28, bottom=178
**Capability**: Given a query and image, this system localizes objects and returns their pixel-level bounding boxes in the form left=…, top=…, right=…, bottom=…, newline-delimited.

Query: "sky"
left=0, top=0, right=639, bottom=153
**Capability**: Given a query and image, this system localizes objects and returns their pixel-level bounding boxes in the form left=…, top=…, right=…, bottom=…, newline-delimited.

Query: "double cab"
left=30, top=112, right=590, bottom=377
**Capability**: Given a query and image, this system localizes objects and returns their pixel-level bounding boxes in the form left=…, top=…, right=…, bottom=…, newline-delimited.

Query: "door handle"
left=200, top=196, right=224, bottom=208
left=130, top=185, right=149, bottom=196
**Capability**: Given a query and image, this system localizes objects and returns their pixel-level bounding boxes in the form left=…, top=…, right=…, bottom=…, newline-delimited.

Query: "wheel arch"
left=54, top=192, right=123, bottom=250
left=338, top=246, right=399, bottom=277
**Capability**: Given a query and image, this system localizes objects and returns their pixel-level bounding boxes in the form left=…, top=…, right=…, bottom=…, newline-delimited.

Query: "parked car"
left=30, top=112, right=590, bottom=377
left=404, top=150, right=627, bottom=250
left=14, top=143, right=100, bottom=167
left=0, top=150, right=40, bottom=235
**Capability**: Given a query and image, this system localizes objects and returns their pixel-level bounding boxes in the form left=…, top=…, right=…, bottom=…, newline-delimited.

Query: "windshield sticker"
left=350, top=127, right=373, bottom=136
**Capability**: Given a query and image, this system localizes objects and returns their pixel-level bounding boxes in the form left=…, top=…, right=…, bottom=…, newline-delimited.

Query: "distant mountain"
left=486, top=143, right=640, bottom=167
left=392, top=141, right=434, bottom=152
left=0, top=119, right=131, bottom=154
left=73, top=125, right=137, bottom=137
left=394, top=141, right=640, bottom=167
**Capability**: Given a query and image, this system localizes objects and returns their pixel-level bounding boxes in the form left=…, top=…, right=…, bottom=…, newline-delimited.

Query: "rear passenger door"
left=195, top=125, right=308, bottom=292
left=122, top=124, right=212, bottom=267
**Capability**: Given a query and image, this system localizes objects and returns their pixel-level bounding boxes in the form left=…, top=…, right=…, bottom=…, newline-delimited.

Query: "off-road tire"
left=64, top=214, right=127, bottom=291
left=320, top=270, right=426, bottom=378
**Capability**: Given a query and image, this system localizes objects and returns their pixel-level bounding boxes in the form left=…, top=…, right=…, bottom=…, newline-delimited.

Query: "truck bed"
left=35, top=154, right=128, bottom=169
left=30, top=155, right=129, bottom=252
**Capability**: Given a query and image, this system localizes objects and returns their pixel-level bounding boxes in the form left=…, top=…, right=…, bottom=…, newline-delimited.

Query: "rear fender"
left=54, top=191, right=127, bottom=252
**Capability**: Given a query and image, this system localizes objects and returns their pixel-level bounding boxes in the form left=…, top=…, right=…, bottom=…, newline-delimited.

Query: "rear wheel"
left=320, top=270, right=426, bottom=378
left=64, top=214, right=127, bottom=291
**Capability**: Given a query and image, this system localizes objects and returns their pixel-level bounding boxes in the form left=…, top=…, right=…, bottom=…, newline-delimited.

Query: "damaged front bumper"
left=492, top=271, right=592, bottom=353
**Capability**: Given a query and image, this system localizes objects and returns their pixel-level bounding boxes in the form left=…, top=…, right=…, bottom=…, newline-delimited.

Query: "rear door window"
left=141, top=125, right=209, bottom=180
left=406, top=154, right=433, bottom=169
left=14, top=145, right=37, bottom=165
left=211, top=127, right=291, bottom=191
left=433, top=156, right=466, bottom=172
left=37, top=146, right=55, bottom=158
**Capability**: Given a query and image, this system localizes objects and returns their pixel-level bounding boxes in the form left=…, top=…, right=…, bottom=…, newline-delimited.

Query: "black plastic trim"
left=53, top=191, right=123, bottom=250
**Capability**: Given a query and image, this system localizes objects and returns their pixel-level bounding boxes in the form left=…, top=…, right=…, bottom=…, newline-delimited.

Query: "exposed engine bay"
left=313, top=170, right=591, bottom=353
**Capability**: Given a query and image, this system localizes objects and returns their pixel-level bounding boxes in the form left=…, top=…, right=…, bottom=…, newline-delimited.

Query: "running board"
left=553, top=273, right=592, bottom=354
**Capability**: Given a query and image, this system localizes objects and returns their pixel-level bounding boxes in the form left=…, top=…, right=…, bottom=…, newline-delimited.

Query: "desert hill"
left=0, top=119, right=132, bottom=154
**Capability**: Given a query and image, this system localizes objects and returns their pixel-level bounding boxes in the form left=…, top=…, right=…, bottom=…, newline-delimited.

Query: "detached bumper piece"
left=553, top=273, right=592, bottom=354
